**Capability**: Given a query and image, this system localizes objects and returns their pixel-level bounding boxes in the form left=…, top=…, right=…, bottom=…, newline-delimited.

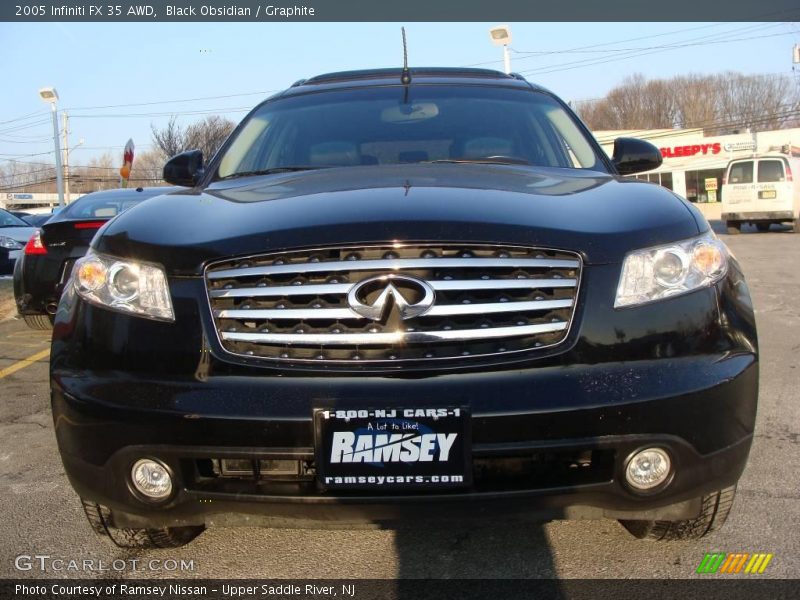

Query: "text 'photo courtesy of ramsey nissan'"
left=0, top=3, right=798, bottom=599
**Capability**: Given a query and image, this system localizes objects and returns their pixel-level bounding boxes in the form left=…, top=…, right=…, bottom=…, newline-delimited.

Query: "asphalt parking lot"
left=0, top=224, right=797, bottom=580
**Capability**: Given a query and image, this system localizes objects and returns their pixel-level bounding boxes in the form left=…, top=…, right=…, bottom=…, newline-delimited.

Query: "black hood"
left=95, top=164, right=703, bottom=275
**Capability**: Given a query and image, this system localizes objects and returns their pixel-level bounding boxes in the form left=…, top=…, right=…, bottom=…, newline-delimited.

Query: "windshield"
left=0, top=209, right=29, bottom=227
left=59, top=195, right=144, bottom=220
left=216, top=85, right=607, bottom=179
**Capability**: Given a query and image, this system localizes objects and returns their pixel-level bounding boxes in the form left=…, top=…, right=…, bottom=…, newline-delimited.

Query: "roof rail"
left=301, top=67, right=512, bottom=86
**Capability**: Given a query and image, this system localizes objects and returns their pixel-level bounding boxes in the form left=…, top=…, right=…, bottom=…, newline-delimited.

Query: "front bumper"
left=51, top=353, right=757, bottom=528
left=50, top=261, right=759, bottom=528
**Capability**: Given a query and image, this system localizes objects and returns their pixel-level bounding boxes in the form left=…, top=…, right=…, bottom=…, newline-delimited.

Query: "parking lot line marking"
left=0, top=348, right=50, bottom=380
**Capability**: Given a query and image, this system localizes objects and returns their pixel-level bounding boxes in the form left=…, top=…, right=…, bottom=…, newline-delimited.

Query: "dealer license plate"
left=314, top=407, right=471, bottom=490
left=758, top=190, right=777, bottom=199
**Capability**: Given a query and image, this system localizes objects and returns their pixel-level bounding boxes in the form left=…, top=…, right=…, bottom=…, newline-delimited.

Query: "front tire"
left=81, top=499, right=204, bottom=549
left=619, top=486, right=737, bottom=541
left=726, top=220, right=741, bottom=235
left=22, top=314, right=53, bottom=330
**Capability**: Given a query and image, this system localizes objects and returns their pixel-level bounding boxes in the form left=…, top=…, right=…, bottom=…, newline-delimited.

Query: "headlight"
left=73, top=250, right=174, bottom=321
left=615, top=232, right=728, bottom=308
left=0, top=236, right=23, bottom=250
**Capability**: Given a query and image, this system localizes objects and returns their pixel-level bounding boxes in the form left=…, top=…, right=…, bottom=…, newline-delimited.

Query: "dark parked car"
left=14, top=187, right=176, bottom=329
left=0, top=209, right=35, bottom=276
left=51, top=68, right=758, bottom=549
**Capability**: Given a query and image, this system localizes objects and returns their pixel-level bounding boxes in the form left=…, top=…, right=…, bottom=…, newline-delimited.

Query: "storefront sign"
left=705, top=178, right=718, bottom=191
left=723, top=141, right=756, bottom=152
left=660, top=143, right=721, bottom=158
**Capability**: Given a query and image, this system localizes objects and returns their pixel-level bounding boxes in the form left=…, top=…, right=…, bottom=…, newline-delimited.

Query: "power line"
left=0, top=110, right=49, bottom=126
left=461, top=21, right=786, bottom=69
left=0, top=118, right=51, bottom=136
left=518, top=30, right=797, bottom=77
left=0, top=166, right=56, bottom=180
left=513, top=29, right=793, bottom=57
left=0, top=150, right=54, bottom=158
left=0, top=137, right=52, bottom=144
left=0, top=131, right=54, bottom=140
left=512, top=21, right=783, bottom=59
left=70, top=144, right=156, bottom=151
left=460, top=22, right=724, bottom=68
left=0, top=157, right=53, bottom=167
left=69, top=106, right=252, bottom=119
left=0, top=176, right=166, bottom=192
left=62, top=89, right=280, bottom=112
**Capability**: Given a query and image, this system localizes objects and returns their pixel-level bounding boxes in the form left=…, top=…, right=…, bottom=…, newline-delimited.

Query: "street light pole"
left=39, top=87, right=65, bottom=207
left=489, top=25, right=513, bottom=75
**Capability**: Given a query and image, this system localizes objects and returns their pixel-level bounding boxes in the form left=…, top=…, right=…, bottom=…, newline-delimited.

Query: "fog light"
left=131, top=459, right=173, bottom=500
left=625, top=448, right=671, bottom=491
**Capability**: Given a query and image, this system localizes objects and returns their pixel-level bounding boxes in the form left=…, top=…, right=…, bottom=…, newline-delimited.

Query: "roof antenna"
left=401, top=27, right=411, bottom=85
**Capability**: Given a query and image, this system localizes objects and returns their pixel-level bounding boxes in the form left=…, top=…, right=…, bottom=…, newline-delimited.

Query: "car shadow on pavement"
left=394, top=520, right=564, bottom=596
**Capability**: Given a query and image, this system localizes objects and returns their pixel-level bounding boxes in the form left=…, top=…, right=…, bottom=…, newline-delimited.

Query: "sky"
left=0, top=21, right=798, bottom=170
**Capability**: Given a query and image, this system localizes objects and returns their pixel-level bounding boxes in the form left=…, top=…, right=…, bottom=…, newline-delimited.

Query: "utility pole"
left=63, top=111, right=70, bottom=204
left=39, top=87, right=65, bottom=207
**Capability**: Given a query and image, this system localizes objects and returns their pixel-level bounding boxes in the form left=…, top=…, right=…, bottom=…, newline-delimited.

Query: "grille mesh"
left=205, top=244, right=581, bottom=364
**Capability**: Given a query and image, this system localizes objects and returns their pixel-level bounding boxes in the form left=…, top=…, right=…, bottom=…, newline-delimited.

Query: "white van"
left=721, top=153, right=800, bottom=233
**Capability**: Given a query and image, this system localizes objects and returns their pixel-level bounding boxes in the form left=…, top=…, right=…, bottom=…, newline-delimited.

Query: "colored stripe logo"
left=696, top=553, right=774, bottom=574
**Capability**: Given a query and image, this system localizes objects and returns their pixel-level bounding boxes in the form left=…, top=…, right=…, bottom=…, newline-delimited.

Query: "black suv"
left=50, top=68, right=758, bottom=548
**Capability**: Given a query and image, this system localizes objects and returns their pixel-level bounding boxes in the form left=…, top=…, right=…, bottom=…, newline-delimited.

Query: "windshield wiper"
left=425, top=157, right=531, bottom=166
left=217, top=166, right=330, bottom=180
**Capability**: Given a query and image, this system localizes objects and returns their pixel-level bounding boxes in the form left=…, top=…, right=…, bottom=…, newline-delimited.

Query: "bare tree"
left=184, top=116, right=236, bottom=162
left=673, top=74, right=718, bottom=131
left=2, top=114, right=234, bottom=194
left=576, top=74, right=675, bottom=131
left=130, top=149, right=171, bottom=187
left=640, top=78, right=676, bottom=129
left=715, top=72, right=797, bottom=133
left=150, top=115, right=236, bottom=163
left=150, top=117, right=186, bottom=158
left=605, top=74, right=650, bottom=129
left=71, top=152, right=117, bottom=193
left=575, top=71, right=799, bottom=135
left=0, top=160, right=56, bottom=192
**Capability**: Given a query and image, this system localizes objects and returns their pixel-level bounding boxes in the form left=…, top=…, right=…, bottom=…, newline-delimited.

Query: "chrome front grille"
left=205, top=244, right=581, bottom=364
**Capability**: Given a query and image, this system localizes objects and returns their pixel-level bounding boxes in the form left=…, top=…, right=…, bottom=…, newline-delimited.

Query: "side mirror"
left=612, top=138, right=662, bottom=176
left=163, top=150, right=204, bottom=186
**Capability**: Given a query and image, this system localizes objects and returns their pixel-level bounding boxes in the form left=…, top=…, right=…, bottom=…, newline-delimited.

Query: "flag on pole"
left=119, top=139, right=135, bottom=188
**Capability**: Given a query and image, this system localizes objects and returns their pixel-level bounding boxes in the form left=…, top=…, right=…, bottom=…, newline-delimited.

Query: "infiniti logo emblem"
left=347, top=275, right=435, bottom=321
